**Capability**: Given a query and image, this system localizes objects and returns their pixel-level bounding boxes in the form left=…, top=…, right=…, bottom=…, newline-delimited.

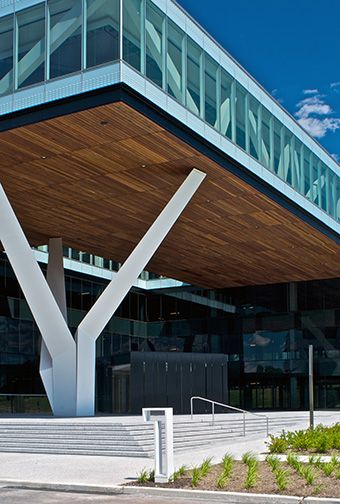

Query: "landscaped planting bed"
left=132, top=424, right=340, bottom=498
left=133, top=452, right=340, bottom=498
left=267, top=424, right=340, bottom=454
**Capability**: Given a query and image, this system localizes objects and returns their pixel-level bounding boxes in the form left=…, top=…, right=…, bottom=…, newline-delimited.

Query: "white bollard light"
left=142, top=408, right=174, bottom=483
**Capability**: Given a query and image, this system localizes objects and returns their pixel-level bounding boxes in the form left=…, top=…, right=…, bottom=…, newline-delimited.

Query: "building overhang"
left=0, top=84, right=339, bottom=289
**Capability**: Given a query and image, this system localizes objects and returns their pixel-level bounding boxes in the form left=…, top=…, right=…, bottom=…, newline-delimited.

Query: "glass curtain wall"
left=0, top=15, right=13, bottom=96
left=120, top=0, right=340, bottom=223
left=0, top=0, right=338, bottom=222
left=49, top=0, right=82, bottom=79
left=17, top=5, right=45, bottom=89
left=86, top=0, right=119, bottom=68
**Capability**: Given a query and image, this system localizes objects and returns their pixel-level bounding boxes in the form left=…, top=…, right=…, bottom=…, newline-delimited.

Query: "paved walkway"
left=0, top=411, right=338, bottom=488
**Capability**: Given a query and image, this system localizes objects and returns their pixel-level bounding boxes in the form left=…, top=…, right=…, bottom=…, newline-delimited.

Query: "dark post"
left=309, top=344, right=314, bottom=429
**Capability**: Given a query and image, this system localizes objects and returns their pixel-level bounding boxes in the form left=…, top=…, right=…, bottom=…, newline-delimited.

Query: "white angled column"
left=0, top=185, right=77, bottom=416
left=76, top=169, right=206, bottom=416
left=40, top=238, right=69, bottom=413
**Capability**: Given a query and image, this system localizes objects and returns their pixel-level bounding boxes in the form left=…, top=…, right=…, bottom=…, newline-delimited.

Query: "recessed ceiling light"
left=41, top=156, right=47, bottom=159
left=100, top=120, right=109, bottom=126
left=141, top=164, right=147, bottom=168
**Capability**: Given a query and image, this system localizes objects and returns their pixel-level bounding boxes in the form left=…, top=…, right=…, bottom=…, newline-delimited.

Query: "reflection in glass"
left=0, top=15, right=13, bottom=96
left=145, top=0, right=164, bottom=88
left=49, top=0, right=82, bottom=79
left=248, top=95, right=261, bottom=160
left=205, top=55, right=218, bottom=128
left=220, top=69, right=233, bottom=140
left=17, top=5, right=45, bottom=89
left=186, top=38, right=202, bottom=116
left=86, top=0, right=119, bottom=68
left=235, top=83, right=246, bottom=150
left=123, top=0, right=142, bottom=71
left=167, top=19, right=184, bottom=102
left=261, top=107, right=272, bottom=169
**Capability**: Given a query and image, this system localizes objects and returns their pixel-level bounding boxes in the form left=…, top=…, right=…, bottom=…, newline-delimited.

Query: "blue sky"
left=179, top=0, right=340, bottom=163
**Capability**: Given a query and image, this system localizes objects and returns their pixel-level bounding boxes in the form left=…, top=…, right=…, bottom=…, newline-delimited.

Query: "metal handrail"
left=190, top=396, right=269, bottom=436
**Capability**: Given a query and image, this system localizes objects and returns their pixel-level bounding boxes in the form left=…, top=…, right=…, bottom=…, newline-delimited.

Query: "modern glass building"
left=0, top=0, right=339, bottom=415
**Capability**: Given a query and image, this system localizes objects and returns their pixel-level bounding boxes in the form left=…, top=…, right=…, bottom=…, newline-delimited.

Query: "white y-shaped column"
left=0, top=186, right=77, bottom=416
left=40, top=238, right=69, bottom=412
left=76, top=168, right=206, bottom=416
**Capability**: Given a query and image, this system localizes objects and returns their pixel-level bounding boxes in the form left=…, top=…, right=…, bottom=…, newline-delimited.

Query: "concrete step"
left=0, top=446, right=152, bottom=457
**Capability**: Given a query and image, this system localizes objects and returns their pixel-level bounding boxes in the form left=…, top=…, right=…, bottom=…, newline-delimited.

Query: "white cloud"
left=303, top=88, right=319, bottom=95
left=295, top=94, right=340, bottom=138
left=331, top=153, right=340, bottom=163
left=297, top=117, right=340, bottom=139
left=330, top=82, right=340, bottom=88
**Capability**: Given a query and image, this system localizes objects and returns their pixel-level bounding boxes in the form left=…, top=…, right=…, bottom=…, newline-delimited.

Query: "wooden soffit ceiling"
left=0, top=101, right=339, bottom=289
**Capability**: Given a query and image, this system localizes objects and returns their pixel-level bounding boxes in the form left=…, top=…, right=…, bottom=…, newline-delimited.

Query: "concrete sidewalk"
left=0, top=410, right=338, bottom=488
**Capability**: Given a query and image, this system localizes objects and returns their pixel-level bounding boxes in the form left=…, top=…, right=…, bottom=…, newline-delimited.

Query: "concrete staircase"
left=0, top=414, right=307, bottom=457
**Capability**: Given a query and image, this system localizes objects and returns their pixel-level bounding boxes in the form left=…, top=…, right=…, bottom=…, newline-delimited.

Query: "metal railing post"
left=191, top=397, right=193, bottom=420
left=212, top=402, right=215, bottom=425
left=243, top=411, right=246, bottom=436
left=266, top=417, right=269, bottom=437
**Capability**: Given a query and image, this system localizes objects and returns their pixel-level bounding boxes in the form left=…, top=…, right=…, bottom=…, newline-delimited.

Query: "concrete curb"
left=0, top=480, right=124, bottom=495
left=0, top=480, right=340, bottom=503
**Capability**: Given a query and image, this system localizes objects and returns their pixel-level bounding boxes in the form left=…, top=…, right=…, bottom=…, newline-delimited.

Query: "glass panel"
left=86, top=0, right=119, bottom=68
left=273, top=118, right=282, bottom=176
left=336, top=179, right=340, bottom=222
left=17, top=4, right=45, bottom=89
left=320, top=163, right=327, bottom=211
left=167, top=19, right=184, bottom=103
left=281, top=127, right=292, bottom=185
left=123, top=0, right=142, bottom=71
left=186, top=37, right=202, bottom=116
left=302, top=147, right=310, bottom=198
left=261, top=107, right=271, bottom=169
left=204, top=54, right=218, bottom=128
left=248, top=95, right=261, bottom=160
left=292, top=138, right=302, bottom=192
left=145, top=0, right=164, bottom=88
left=0, top=15, right=13, bottom=96
left=235, top=83, right=246, bottom=150
left=310, top=153, right=319, bottom=206
left=220, top=69, right=233, bottom=140
left=49, top=0, right=82, bottom=79
left=328, top=170, right=336, bottom=218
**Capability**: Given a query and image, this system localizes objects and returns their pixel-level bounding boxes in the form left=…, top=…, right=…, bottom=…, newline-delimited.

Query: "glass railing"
left=0, top=0, right=339, bottom=223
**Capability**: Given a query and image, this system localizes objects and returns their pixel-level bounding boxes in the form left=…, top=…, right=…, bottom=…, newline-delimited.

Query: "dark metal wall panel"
left=130, top=352, right=229, bottom=414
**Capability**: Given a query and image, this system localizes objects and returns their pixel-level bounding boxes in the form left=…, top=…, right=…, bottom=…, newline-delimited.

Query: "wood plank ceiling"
left=0, top=101, right=339, bottom=288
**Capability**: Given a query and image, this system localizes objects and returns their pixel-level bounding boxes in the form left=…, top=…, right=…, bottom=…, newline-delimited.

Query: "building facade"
left=1, top=250, right=339, bottom=414
left=0, top=0, right=339, bottom=415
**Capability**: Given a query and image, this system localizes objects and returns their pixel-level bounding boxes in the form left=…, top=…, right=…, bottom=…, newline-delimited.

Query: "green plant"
left=242, top=451, right=257, bottom=465
left=222, top=453, right=234, bottom=476
left=286, top=453, right=301, bottom=471
left=266, top=454, right=280, bottom=471
left=267, top=435, right=289, bottom=454
left=216, top=471, right=229, bottom=489
left=216, top=454, right=234, bottom=489
left=137, top=468, right=149, bottom=484
left=171, top=465, right=187, bottom=482
left=274, top=468, right=289, bottom=491
left=322, top=462, right=335, bottom=477
left=191, top=466, right=203, bottom=487
left=266, top=424, right=340, bottom=454
left=245, top=459, right=258, bottom=489
left=336, top=469, right=340, bottom=480
left=299, top=465, right=315, bottom=486
left=200, top=457, right=213, bottom=477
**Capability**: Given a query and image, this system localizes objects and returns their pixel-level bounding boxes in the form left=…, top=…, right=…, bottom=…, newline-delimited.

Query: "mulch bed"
left=129, top=460, right=340, bottom=498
